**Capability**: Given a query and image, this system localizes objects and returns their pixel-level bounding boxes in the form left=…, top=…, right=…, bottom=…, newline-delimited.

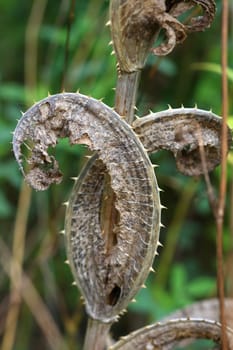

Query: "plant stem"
left=1, top=182, right=31, bottom=350
left=0, top=238, right=68, bottom=350
left=101, top=70, right=140, bottom=252
left=216, top=0, right=229, bottom=347
left=83, top=319, right=112, bottom=350
left=84, top=70, right=140, bottom=350
left=115, top=71, right=140, bottom=123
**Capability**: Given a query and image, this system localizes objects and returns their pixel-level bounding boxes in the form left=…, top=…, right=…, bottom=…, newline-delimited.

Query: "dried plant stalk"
left=110, top=0, right=216, bottom=72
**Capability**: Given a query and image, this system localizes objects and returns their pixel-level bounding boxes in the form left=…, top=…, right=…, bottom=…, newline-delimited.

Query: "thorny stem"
left=110, top=318, right=233, bottom=349
left=217, top=0, right=229, bottom=347
left=83, top=71, right=140, bottom=349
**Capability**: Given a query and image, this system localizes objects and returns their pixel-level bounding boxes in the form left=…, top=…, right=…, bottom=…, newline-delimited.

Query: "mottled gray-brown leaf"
left=13, top=92, right=161, bottom=323
left=133, top=107, right=232, bottom=176
left=66, top=152, right=161, bottom=322
left=110, top=318, right=233, bottom=349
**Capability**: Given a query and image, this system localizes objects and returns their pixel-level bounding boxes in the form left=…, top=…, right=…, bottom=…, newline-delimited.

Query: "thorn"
left=149, top=109, right=153, bottom=114
left=111, top=50, right=115, bottom=56
left=131, top=298, right=137, bottom=303
left=134, top=115, right=140, bottom=119
left=160, top=223, right=165, bottom=228
left=160, top=204, right=167, bottom=210
left=168, top=104, right=172, bottom=109
left=62, top=201, right=69, bottom=207
left=70, top=177, right=78, bottom=181
left=108, top=40, right=113, bottom=46
left=120, top=309, right=127, bottom=315
left=181, top=104, right=184, bottom=108
left=59, top=230, right=65, bottom=235
left=141, top=284, right=146, bottom=289
left=48, top=91, right=51, bottom=96
left=76, top=89, right=80, bottom=93
left=84, top=155, right=92, bottom=159
left=120, top=336, right=127, bottom=341
left=128, top=124, right=134, bottom=129
left=152, top=164, right=159, bottom=168
left=155, top=251, right=159, bottom=256
left=150, top=267, right=155, bottom=273
left=194, top=103, right=198, bottom=109
left=158, top=241, right=163, bottom=247
left=158, top=187, right=164, bottom=192
left=64, top=260, right=70, bottom=265
left=105, top=20, right=111, bottom=26
left=134, top=105, right=138, bottom=111
left=112, top=87, right=116, bottom=91
left=72, top=281, right=77, bottom=286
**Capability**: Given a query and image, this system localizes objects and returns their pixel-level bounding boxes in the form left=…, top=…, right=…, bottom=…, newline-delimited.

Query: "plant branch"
left=1, top=183, right=31, bottom=350
left=83, top=319, right=112, bottom=350
left=115, top=71, right=139, bottom=123
left=110, top=318, right=233, bottom=349
left=216, top=0, right=229, bottom=348
left=0, top=238, right=68, bottom=350
left=61, top=0, right=76, bottom=90
left=24, top=0, right=47, bottom=104
left=2, top=2, right=48, bottom=348
left=83, top=62, right=140, bottom=350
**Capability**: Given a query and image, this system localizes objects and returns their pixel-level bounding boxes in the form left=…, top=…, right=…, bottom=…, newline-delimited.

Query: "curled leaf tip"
left=133, top=108, right=232, bottom=176
left=110, top=0, right=216, bottom=71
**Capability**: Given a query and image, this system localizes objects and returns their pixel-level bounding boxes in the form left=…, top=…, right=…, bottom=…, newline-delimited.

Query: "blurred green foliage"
left=0, top=0, right=232, bottom=349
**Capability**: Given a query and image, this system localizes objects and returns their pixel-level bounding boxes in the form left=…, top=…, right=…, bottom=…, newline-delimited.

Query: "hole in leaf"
left=107, top=285, right=121, bottom=306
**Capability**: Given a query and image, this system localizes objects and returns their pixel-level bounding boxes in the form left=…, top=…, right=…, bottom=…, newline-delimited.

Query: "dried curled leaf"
left=167, top=0, right=216, bottom=32
left=161, top=298, right=233, bottom=326
left=13, top=92, right=161, bottom=322
left=161, top=298, right=233, bottom=348
left=66, top=153, right=160, bottom=322
left=133, top=107, right=232, bottom=176
left=110, top=0, right=216, bottom=72
left=110, top=318, right=233, bottom=349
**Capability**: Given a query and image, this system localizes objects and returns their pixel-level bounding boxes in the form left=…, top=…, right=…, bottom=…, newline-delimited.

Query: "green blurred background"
left=0, top=0, right=233, bottom=349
